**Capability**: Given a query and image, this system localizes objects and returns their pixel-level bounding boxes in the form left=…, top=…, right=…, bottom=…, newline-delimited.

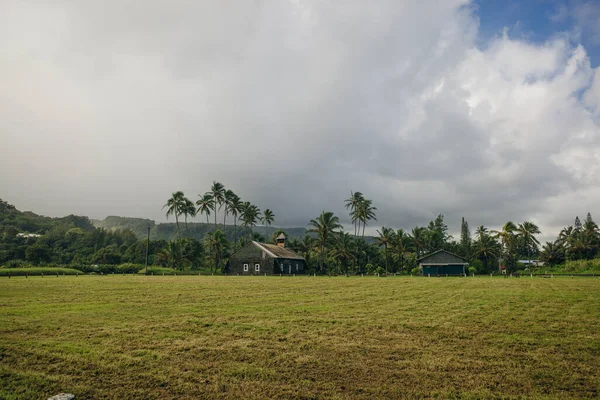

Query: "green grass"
left=1, top=276, right=599, bottom=399
left=0, top=267, right=82, bottom=276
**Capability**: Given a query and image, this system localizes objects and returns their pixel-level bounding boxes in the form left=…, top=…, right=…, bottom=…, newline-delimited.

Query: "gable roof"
left=416, top=249, right=467, bottom=264
left=253, top=242, right=305, bottom=260
left=228, top=241, right=305, bottom=261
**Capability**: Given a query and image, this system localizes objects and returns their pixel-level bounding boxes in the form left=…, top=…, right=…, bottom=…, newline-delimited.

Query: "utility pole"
left=145, top=226, right=150, bottom=275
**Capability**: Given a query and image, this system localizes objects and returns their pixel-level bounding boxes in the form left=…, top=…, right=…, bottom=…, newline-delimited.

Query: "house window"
left=243, top=264, right=248, bottom=272
left=255, top=263, right=260, bottom=272
left=296, top=263, right=299, bottom=271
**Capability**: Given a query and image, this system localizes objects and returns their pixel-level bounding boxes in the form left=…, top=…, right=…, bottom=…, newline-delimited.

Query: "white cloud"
left=0, top=0, right=599, bottom=243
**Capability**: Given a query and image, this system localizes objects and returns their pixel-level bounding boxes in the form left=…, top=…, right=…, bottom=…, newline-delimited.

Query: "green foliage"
left=411, top=267, right=420, bottom=275
left=137, top=266, right=179, bottom=275
left=0, top=267, right=82, bottom=276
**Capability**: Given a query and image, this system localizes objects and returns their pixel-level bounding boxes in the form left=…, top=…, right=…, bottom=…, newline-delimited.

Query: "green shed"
left=417, top=250, right=467, bottom=276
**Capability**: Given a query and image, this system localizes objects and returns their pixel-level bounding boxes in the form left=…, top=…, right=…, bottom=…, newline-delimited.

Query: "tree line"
left=2, top=192, right=600, bottom=275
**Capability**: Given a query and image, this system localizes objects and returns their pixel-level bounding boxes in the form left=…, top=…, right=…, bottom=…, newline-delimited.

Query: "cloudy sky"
left=1, top=0, right=600, bottom=241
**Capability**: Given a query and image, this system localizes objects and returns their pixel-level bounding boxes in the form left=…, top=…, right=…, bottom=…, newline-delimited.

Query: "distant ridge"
left=91, top=215, right=309, bottom=242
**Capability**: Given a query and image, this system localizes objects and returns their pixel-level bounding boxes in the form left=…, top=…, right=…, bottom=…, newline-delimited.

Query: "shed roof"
left=253, top=241, right=305, bottom=260
left=417, top=249, right=467, bottom=264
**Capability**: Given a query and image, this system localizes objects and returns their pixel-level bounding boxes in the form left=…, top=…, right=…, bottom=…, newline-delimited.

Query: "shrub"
left=467, top=266, right=477, bottom=275
left=375, top=266, right=386, bottom=276
left=0, top=267, right=82, bottom=276
left=411, top=267, right=420, bottom=275
left=365, top=263, right=375, bottom=274
left=3, top=260, right=26, bottom=268
left=138, top=266, right=178, bottom=275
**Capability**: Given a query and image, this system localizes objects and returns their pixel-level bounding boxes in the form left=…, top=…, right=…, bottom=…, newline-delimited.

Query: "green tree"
left=204, top=230, right=230, bottom=274
left=262, top=209, right=275, bottom=239
left=376, top=226, right=395, bottom=274
left=392, top=228, right=409, bottom=273
left=308, top=211, right=343, bottom=274
left=210, top=181, right=225, bottom=230
left=344, top=191, right=364, bottom=237
left=459, top=217, right=471, bottom=259
left=491, top=221, right=517, bottom=271
left=329, top=232, right=356, bottom=275
left=196, top=193, right=215, bottom=227
left=163, top=191, right=186, bottom=238
left=472, top=226, right=499, bottom=272
left=539, top=241, right=565, bottom=266
left=357, top=199, right=377, bottom=238
left=516, top=221, right=541, bottom=266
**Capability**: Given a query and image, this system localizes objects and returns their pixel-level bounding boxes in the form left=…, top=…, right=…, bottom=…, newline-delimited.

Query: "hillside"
left=0, top=199, right=95, bottom=234
left=91, top=215, right=310, bottom=242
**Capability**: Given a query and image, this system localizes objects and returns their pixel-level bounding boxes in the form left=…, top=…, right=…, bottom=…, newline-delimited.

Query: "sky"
left=1, top=0, right=600, bottom=242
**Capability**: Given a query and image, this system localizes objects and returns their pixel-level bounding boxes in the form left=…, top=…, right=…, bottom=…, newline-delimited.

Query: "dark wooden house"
left=227, top=234, right=307, bottom=275
left=417, top=250, right=468, bottom=276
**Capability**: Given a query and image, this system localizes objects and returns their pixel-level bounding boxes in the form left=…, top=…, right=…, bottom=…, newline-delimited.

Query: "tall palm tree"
left=163, top=191, right=186, bottom=238
left=240, top=202, right=261, bottom=240
left=228, top=193, right=242, bottom=246
left=376, top=226, right=395, bottom=274
left=308, top=211, right=343, bottom=274
left=210, top=181, right=225, bottom=230
left=517, top=221, right=541, bottom=266
left=344, top=191, right=364, bottom=237
left=357, top=198, right=377, bottom=238
left=182, top=197, right=196, bottom=232
left=222, top=189, right=237, bottom=229
left=262, top=209, right=275, bottom=239
left=196, top=194, right=215, bottom=227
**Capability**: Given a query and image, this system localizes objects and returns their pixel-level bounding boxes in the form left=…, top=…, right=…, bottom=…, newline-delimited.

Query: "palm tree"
left=410, top=226, right=426, bottom=258
left=182, top=197, right=196, bottom=232
left=308, top=211, right=343, bottom=274
left=196, top=194, right=215, bottom=227
left=344, top=191, right=364, bottom=237
left=240, top=202, right=261, bottom=239
left=539, top=241, right=565, bottom=266
left=357, top=199, right=377, bottom=238
left=203, top=230, right=230, bottom=274
left=392, top=229, right=409, bottom=273
left=163, top=191, right=185, bottom=238
left=222, top=189, right=237, bottom=229
left=228, top=193, right=242, bottom=246
left=210, top=181, right=225, bottom=230
left=491, top=221, right=517, bottom=271
left=376, top=227, right=395, bottom=274
left=262, top=209, right=275, bottom=239
left=472, top=226, right=499, bottom=272
left=330, top=232, right=356, bottom=275
left=516, top=221, right=541, bottom=266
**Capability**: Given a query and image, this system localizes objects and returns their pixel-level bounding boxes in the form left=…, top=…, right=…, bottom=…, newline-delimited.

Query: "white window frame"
left=243, top=263, right=248, bottom=272
left=255, top=263, right=260, bottom=272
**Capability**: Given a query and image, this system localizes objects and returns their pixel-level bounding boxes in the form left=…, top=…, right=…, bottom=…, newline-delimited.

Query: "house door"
left=288, top=265, right=291, bottom=274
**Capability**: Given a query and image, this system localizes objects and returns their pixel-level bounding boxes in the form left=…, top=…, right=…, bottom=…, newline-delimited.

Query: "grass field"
left=1, top=276, right=599, bottom=399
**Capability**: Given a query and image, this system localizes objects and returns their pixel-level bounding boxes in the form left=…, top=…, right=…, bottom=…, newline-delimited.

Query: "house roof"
left=276, top=233, right=286, bottom=240
left=416, top=249, right=467, bottom=264
left=253, top=241, right=305, bottom=260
